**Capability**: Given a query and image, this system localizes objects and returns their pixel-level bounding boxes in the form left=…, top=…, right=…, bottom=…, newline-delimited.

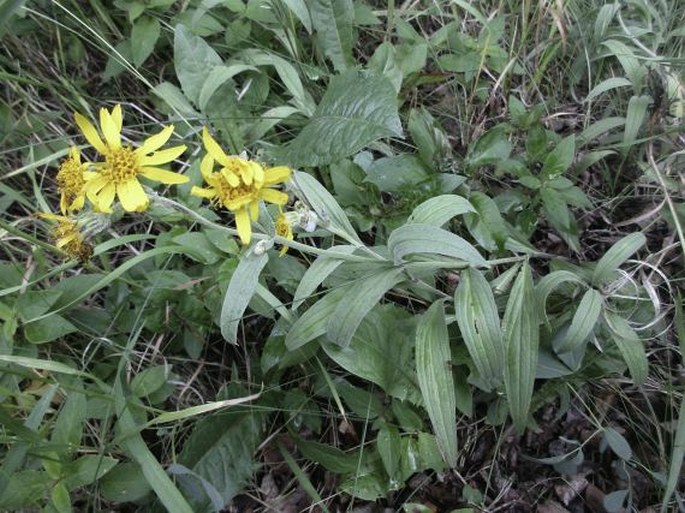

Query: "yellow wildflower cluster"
left=41, top=104, right=295, bottom=261
left=191, top=127, right=292, bottom=245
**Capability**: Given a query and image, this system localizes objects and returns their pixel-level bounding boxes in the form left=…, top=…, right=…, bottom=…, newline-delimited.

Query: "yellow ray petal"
left=99, top=107, right=121, bottom=149
left=250, top=162, right=265, bottom=186
left=259, top=188, right=289, bottom=206
left=97, top=183, right=116, bottom=213
left=69, top=194, right=86, bottom=212
left=202, top=127, right=230, bottom=166
left=111, top=104, right=123, bottom=133
left=249, top=200, right=260, bottom=220
left=140, top=167, right=189, bottom=184
left=225, top=195, right=252, bottom=211
left=220, top=168, right=241, bottom=187
left=56, top=232, right=78, bottom=249
left=200, top=154, right=215, bottom=180
left=191, top=186, right=217, bottom=199
left=38, top=212, right=67, bottom=222
left=138, top=145, right=186, bottom=167
left=264, top=166, right=292, bottom=185
left=83, top=174, right=109, bottom=194
left=138, top=125, right=175, bottom=155
left=235, top=207, right=252, bottom=245
left=60, top=195, right=68, bottom=215
left=117, top=179, right=149, bottom=212
left=74, top=112, right=107, bottom=154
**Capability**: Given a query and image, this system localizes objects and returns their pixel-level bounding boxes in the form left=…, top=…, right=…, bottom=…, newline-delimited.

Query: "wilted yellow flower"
left=74, top=104, right=188, bottom=213
left=38, top=213, right=93, bottom=262
left=56, top=147, right=96, bottom=214
left=191, top=127, right=291, bottom=245
left=275, top=209, right=294, bottom=256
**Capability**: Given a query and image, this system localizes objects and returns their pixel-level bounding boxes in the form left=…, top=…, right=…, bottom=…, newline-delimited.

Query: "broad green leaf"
left=368, top=41, right=403, bottom=92
left=415, top=301, right=457, bottom=466
left=24, top=314, right=77, bottom=344
left=408, top=107, right=450, bottom=168
left=296, top=439, right=359, bottom=473
left=327, top=267, right=404, bottom=347
left=377, top=424, right=401, bottom=480
left=388, top=224, right=486, bottom=267
left=365, top=154, right=428, bottom=192
left=292, top=245, right=357, bottom=311
left=51, top=482, right=71, bottom=513
left=221, top=251, right=269, bottom=344
left=131, top=364, right=169, bottom=398
left=241, top=50, right=315, bottom=115
left=100, top=463, right=151, bottom=503
left=285, top=70, right=402, bottom=167
left=603, top=427, right=632, bottom=461
left=624, top=95, right=651, bottom=147
left=542, top=135, right=575, bottom=179
left=503, top=264, right=538, bottom=432
left=556, top=289, right=602, bottom=354
left=592, top=233, right=646, bottom=285
left=466, top=125, right=511, bottom=169
left=293, top=170, right=362, bottom=244
left=178, top=410, right=263, bottom=511
left=604, top=312, right=648, bottom=384
left=604, top=490, right=629, bottom=513
left=0, top=471, right=46, bottom=510
left=310, top=0, right=354, bottom=71
left=174, top=24, right=222, bottom=105
left=52, top=388, right=86, bottom=451
left=454, top=268, right=503, bottom=389
left=151, top=82, right=201, bottom=118
left=286, top=286, right=350, bottom=350
left=322, top=305, right=419, bottom=401
left=409, top=194, right=475, bottom=226
left=131, top=16, right=160, bottom=67
left=198, top=64, right=257, bottom=111
left=467, top=191, right=508, bottom=251
left=64, top=455, right=119, bottom=488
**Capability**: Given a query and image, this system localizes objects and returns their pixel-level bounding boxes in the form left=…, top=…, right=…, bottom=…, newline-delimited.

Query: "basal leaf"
left=604, top=311, right=648, bottom=384
left=131, top=16, right=160, bottom=68
left=454, top=268, right=503, bottom=389
left=592, top=232, right=646, bottom=286
left=285, top=70, right=402, bottom=167
left=220, top=251, right=269, bottom=344
left=415, top=301, right=458, bottom=467
left=503, top=264, right=538, bottom=432
left=388, top=224, right=486, bottom=267
left=408, top=194, right=475, bottom=226
left=556, top=288, right=602, bottom=354
left=327, top=267, right=404, bottom=347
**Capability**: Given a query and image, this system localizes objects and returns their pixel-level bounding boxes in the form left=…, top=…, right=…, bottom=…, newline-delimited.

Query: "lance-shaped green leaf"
left=285, top=286, right=350, bottom=350
left=285, top=70, right=402, bottom=167
left=388, top=224, right=486, bottom=267
left=292, top=245, right=357, bottom=311
left=416, top=301, right=457, bottom=467
left=454, top=269, right=503, bottom=389
left=604, top=311, right=648, bottom=384
left=408, top=194, right=475, bottom=226
left=535, top=270, right=587, bottom=324
left=327, top=267, right=404, bottom=347
left=556, top=288, right=602, bottom=354
left=592, top=233, right=646, bottom=286
left=310, top=0, right=354, bottom=71
left=221, top=251, right=269, bottom=344
left=293, top=171, right=362, bottom=245
left=503, top=264, right=539, bottom=432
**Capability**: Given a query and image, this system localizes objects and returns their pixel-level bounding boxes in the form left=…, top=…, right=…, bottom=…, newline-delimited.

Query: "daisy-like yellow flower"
left=275, top=209, right=294, bottom=256
left=74, top=104, right=189, bottom=213
left=38, top=213, right=93, bottom=262
left=191, top=127, right=291, bottom=245
left=56, top=147, right=96, bottom=214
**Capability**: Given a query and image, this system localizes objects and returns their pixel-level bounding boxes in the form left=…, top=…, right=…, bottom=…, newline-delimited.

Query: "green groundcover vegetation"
left=0, top=0, right=683, bottom=511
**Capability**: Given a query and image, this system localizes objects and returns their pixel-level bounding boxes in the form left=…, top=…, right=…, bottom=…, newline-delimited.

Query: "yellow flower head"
left=38, top=213, right=93, bottom=262
left=56, top=147, right=96, bottom=214
left=191, top=127, right=291, bottom=245
left=275, top=209, right=294, bottom=256
left=74, top=104, right=189, bottom=213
